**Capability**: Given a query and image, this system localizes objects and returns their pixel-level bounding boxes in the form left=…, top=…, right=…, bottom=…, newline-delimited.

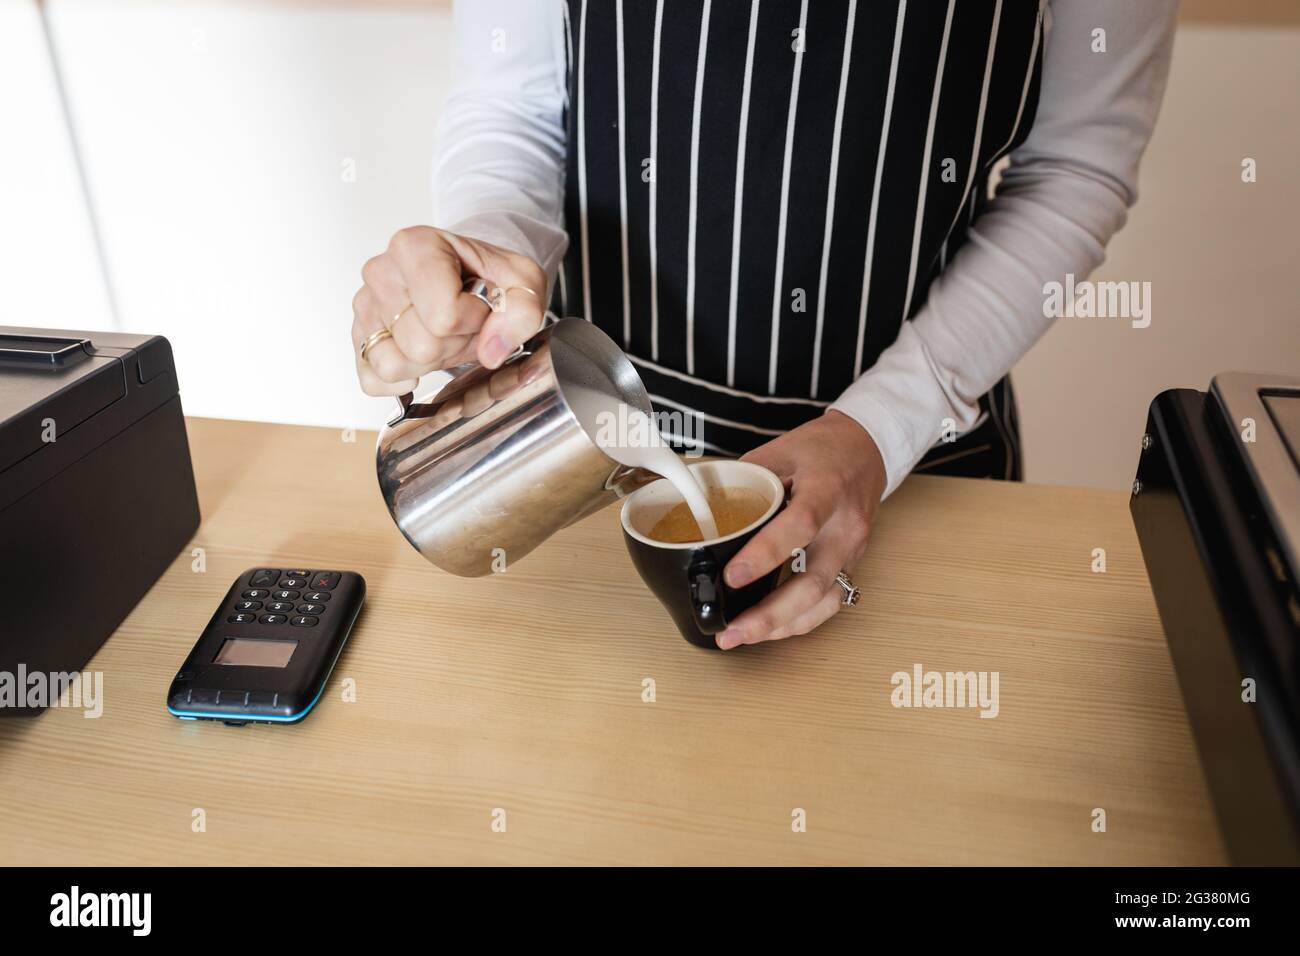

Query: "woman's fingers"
left=351, top=282, right=427, bottom=386
left=717, top=517, right=858, bottom=649
left=436, top=332, right=482, bottom=371
left=723, top=475, right=835, bottom=588
left=354, top=355, right=418, bottom=397
left=424, top=229, right=549, bottom=364
left=476, top=283, right=547, bottom=368
left=739, top=440, right=798, bottom=485
left=433, top=234, right=549, bottom=369
left=388, top=227, right=488, bottom=342
left=351, top=226, right=549, bottom=393
left=352, top=297, right=417, bottom=396
left=779, top=587, right=845, bottom=639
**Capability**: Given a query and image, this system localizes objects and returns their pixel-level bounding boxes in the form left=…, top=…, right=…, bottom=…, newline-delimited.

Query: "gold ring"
left=505, top=286, right=541, bottom=303
left=359, top=327, right=393, bottom=363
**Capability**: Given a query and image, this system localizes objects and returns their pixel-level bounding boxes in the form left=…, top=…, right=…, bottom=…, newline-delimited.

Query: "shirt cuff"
left=828, top=322, right=981, bottom=499
left=828, top=385, right=912, bottom=501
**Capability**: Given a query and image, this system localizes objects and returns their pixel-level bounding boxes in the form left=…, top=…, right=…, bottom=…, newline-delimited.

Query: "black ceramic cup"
left=621, top=460, right=786, bottom=649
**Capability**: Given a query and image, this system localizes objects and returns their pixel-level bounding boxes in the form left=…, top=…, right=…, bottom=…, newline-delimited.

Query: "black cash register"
left=1132, top=371, right=1300, bottom=864
left=0, top=329, right=200, bottom=714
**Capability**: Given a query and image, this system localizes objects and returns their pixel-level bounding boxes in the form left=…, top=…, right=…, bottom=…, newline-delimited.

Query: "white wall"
left=0, top=0, right=113, bottom=332
left=42, top=0, right=454, bottom=431
left=1014, top=23, right=1300, bottom=488
left=13, top=2, right=1300, bottom=486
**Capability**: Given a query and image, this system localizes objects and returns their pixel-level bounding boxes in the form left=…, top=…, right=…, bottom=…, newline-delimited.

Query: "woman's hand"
left=718, top=410, right=887, bottom=650
left=351, top=226, right=546, bottom=395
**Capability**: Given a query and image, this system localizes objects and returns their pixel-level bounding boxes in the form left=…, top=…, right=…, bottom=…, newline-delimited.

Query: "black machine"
left=1131, top=371, right=1300, bottom=864
left=0, top=328, right=200, bottom=715
left=167, top=568, right=365, bottom=725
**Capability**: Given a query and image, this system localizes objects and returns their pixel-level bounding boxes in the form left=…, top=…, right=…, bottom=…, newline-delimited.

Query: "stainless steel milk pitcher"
left=375, top=318, right=660, bottom=576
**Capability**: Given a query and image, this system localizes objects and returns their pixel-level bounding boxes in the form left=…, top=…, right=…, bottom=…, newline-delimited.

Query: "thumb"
left=740, top=436, right=797, bottom=486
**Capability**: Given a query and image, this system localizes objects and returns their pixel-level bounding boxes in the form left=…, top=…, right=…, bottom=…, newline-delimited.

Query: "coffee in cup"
left=622, top=460, right=787, bottom=649
left=648, top=486, right=771, bottom=543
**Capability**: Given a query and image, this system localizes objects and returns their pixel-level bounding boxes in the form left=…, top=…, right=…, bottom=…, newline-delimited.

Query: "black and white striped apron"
left=552, top=0, right=1045, bottom=480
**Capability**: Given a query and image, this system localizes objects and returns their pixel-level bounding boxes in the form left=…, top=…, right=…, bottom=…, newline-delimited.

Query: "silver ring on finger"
left=462, top=276, right=505, bottom=313
left=834, top=570, right=860, bottom=607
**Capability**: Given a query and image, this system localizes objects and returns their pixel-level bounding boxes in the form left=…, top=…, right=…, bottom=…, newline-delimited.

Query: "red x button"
left=309, top=572, right=340, bottom=590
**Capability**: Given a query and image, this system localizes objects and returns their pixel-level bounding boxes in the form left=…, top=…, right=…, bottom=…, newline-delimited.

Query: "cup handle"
left=687, top=553, right=728, bottom=635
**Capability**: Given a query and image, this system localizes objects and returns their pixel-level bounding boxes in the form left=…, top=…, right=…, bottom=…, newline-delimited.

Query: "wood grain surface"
left=0, top=417, right=1226, bottom=865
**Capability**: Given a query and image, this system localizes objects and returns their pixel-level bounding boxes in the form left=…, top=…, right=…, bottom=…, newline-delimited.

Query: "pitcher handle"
left=387, top=341, right=533, bottom=427
left=388, top=391, right=415, bottom=427
left=385, top=274, right=541, bottom=426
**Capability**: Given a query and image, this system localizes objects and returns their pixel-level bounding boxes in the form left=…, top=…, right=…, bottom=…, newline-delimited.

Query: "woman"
left=351, top=0, right=1176, bottom=648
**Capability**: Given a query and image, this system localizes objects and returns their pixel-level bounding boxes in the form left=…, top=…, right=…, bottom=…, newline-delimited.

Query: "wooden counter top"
left=0, top=417, right=1225, bottom=864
